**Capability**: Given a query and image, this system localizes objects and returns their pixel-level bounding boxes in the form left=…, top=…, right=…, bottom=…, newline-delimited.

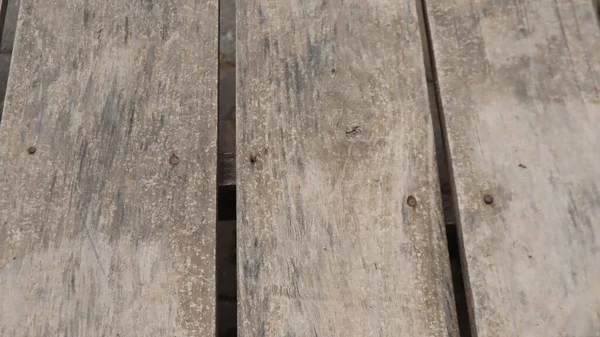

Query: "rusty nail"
left=27, top=146, right=36, bottom=155
left=407, top=195, right=417, bottom=207
left=249, top=155, right=257, bottom=164
left=169, top=154, right=180, bottom=166
left=483, top=194, right=494, bottom=204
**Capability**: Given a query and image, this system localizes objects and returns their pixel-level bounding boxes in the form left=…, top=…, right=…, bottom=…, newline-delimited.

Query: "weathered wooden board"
left=237, top=1, right=458, bottom=335
left=425, top=0, right=600, bottom=335
left=0, top=0, right=218, bottom=336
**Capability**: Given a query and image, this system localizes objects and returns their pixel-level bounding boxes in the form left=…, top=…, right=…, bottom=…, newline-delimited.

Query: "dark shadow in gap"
left=416, top=0, right=474, bottom=336
left=216, top=217, right=237, bottom=337
left=0, top=0, right=8, bottom=42
left=218, top=185, right=236, bottom=222
left=216, top=0, right=237, bottom=336
left=446, top=225, right=473, bottom=337
left=0, top=0, right=10, bottom=121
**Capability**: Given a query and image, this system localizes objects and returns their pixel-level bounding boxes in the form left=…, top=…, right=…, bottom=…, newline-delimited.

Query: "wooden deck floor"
left=0, top=0, right=599, bottom=336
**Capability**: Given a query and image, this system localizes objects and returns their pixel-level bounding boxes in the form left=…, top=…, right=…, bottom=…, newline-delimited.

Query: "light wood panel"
left=237, top=1, right=458, bottom=335
left=425, top=0, right=600, bottom=335
left=0, top=0, right=218, bottom=335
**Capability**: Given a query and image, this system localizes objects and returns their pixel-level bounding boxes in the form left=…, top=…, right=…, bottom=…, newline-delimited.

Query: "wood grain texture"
left=0, top=0, right=218, bottom=336
left=237, top=1, right=458, bottom=336
left=425, top=0, right=600, bottom=335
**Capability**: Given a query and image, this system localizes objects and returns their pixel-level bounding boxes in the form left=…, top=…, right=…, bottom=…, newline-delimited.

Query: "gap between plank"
left=216, top=0, right=237, bottom=335
left=416, top=1, right=475, bottom=336
left=0, top=0, right=10, bottom=122
left=0, top=0, right=8, bottom=44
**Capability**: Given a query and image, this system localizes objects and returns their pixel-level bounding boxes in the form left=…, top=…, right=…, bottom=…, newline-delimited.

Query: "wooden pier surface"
left=0, top=0, right=599, bottom=336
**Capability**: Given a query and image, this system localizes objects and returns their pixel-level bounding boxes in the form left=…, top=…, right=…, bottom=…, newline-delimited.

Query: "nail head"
left=484, top=194, right=494, bottom=204
left=169, top=154, right=180, bottom=166
left=407, top=195, right=417, bottom=207
left=27, top=146, right=36, bottom=155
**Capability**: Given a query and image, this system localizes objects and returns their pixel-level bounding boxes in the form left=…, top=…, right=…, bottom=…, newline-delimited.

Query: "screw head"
left=169, top=154, right=180, bottom=166
left=407, top=195, right=417, bottom=207
left=27, top=146, right=36, bottom=154
left=483, top=194, right=494, bottom=204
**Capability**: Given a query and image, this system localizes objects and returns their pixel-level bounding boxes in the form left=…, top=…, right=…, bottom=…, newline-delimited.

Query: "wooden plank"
left=0, top=0, right=218, bottom=336
left=424, top=0, right=600, bottom=335
left=237, top=1, right=458, bottom=336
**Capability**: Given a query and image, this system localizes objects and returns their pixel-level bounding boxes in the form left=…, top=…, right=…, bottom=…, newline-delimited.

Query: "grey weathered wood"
left=0, top=1, right=218, bottom=336
left=237, top=1, right=458, bottom=335
left=425, top=0, right=600, bottom=335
